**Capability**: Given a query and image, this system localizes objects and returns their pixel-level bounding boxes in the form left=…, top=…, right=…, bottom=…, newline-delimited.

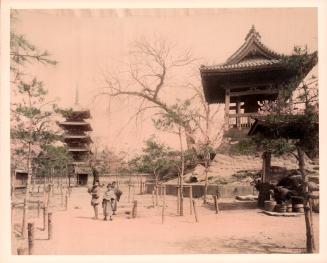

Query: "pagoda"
left=200, top=25, right=317, bottom=131
left=59, top=88, right=93, bottom=186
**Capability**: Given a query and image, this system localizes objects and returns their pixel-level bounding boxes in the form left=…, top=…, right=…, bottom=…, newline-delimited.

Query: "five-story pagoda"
left=59, top=90, right=93, bottom=186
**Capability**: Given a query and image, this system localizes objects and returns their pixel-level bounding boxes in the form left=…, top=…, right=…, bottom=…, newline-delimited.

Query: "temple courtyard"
left=13, top=185, right=319, bottom=255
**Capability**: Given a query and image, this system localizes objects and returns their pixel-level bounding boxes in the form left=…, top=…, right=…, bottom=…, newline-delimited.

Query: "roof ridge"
left=225, top=26, right=285, bottom=65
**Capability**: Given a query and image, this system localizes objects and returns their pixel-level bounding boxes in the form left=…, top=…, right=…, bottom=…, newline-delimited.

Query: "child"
left=102, top=183, right=116, bottom=221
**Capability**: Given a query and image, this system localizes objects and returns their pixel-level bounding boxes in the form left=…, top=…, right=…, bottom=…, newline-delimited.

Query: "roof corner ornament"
left=75, top=84, right=79, bottom=106
left=245, top=25, right=261, bottom=41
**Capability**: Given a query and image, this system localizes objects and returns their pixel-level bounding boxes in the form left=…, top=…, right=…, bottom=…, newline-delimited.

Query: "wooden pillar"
left=132, top=200, right=138, bottom=218
left=48, top=212, right=53, bottom=240
left=21, top=198, right=27, bottom=237
left=37, top=201, right=40, bottom=218
left=140, top=179, right=143, bottom=194
left=192, top=200, right=199, bottom=223
left=151, top=190, right=155, bottom=207
left=224, top=88, right=230, bottom=130
left=42, top=206, right=48, bottom=231
left=128, top=183, right=131, bottom=202
left=247, top=116, right=252, bottom=127
left=236, top=97, right=241, bottom=130
left=65, top=193, right=68, bottom=210
left=189, top=186, right=193, bottom=215
left=162, top=186, right=166, bottom=224
left=27, top=223, right=34, bottom=255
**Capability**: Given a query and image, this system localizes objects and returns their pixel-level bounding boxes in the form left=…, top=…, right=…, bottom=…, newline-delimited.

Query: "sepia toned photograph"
left=2, top=2, right=324, bottom=259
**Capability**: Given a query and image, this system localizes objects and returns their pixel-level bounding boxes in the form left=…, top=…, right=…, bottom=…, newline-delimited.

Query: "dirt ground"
left=12, top=185, right=319, bottom=255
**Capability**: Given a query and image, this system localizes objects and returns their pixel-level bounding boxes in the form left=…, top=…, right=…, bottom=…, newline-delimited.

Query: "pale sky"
left=12, top=8, right=318, bottom=155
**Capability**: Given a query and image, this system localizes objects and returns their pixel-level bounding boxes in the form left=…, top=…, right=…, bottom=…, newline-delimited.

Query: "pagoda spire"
left=75, top=84, right=79, bottom=106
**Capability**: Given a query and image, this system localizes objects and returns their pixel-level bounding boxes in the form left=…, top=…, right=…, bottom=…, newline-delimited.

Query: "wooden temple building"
left=200, top=25, right=317, bottom=131
left=58, top=90, right=93, bottom=186
left=200, top=25, right=318, bottom=206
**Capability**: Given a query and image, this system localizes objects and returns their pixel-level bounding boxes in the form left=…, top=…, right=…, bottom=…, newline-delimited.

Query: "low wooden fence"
left=144, top=182, right=255, bottom=198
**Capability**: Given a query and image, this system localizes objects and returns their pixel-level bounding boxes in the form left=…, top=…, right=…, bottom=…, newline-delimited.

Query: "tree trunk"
left=178, top=129, right=185, bottom=216
left=297, top=146, right=316, bottom=253
left=262, top=151, right=271, bottom=183
left=184, top=122, right=196, bottom=151
left=203, top=150, right=210, bottom=204
left=203, top=168, right=209, bottom=204
left=155, top=173, right=158, bottom=206
left=22, top=142, right=33, bottom=237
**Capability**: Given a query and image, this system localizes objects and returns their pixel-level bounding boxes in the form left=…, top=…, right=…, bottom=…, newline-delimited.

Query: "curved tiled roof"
left=201, top=25, right=287, bottom=73
left=200, top=58, right=283, bottom=72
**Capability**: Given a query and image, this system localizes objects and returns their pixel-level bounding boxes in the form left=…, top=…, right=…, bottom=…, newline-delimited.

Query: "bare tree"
left=97, top=38, right=198, bottom=150
left=190, top=84, right=224, bottom=203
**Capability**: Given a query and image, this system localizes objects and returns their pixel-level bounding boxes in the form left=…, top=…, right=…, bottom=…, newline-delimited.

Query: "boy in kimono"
left=88, top=180, right=101, bottom=219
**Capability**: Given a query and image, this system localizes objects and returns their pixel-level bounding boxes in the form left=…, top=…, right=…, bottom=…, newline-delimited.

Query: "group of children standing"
left=88, top=181, right=122, bottom=221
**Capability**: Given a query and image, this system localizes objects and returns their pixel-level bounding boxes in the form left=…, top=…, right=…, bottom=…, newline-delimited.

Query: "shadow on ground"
left=204, top=200, right=257, bottom=211
left=222, top=238, right=306, bottom=254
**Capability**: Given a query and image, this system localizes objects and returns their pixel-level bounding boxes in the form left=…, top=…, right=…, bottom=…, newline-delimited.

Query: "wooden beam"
left=228, top=82, right=276, bottom=89
left=229, top=105, right=244, bottom=110
left=230, top=89, right=279, bottom=97
left=229, top=113, right=260, bottom=118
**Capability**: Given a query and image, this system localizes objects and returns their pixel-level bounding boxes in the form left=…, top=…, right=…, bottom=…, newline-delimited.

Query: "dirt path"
left=27, top=187, right=318, bottom=254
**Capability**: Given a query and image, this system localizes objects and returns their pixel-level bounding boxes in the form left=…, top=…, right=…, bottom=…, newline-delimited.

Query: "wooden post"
left=21, top=198, right=27, bottom=237
left=128, top=184, right=131, bottom=202
left=37, top=200, right=40, bottom=218
left=180, top=186, right=184, bottom=216
left=65, top=193, right=68, bottom=210
left=224, top=88, right=230, bottom=130
left=27, top=222, right=34, bottom=255
left=155, top=185, right=158, bottom=206
left=162, top=186, right=166, bottom=224
left=213, top=195, right=219, bottom=214
left=48, top=212, right=53, bottom=240
left=297, top=146, right=316, bottom=253
left=189, top=186, right=193, bottom=215
left=42, top=206, right=48, bottom=231
left=151, top=190, right=155, bottom=207
left=177, top=186, right=180, bottom=215
left=192, top=200, right=199, bottom=223
left=132, top=182, right=135, bottom=202
left=132, top=200, right=137, bottom=218
left=47, top=185, right=51, bottom=208
left=60, top=184, right=63, bottom=206
left=140, top=179, right=143, bottom=194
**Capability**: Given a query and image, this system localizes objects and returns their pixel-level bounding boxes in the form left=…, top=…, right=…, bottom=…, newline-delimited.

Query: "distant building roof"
left=58, top=121, right=93, bottom=131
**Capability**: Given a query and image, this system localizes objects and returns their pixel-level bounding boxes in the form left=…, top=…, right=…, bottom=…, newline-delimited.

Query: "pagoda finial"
left=245, top=25, right=261, bottom=41
left=75, top=84, right=79, bottom=106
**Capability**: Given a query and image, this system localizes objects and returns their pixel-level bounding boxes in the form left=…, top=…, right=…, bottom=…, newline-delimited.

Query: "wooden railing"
left=228, top=113, right=258, bottom=129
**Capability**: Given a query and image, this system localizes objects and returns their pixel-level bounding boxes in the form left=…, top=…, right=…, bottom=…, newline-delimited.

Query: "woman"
left=111, top=181, right=122, bottom=215
left=102, top=183, right=116, bottom=221
left=88, top=180, right=101, bottom=219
